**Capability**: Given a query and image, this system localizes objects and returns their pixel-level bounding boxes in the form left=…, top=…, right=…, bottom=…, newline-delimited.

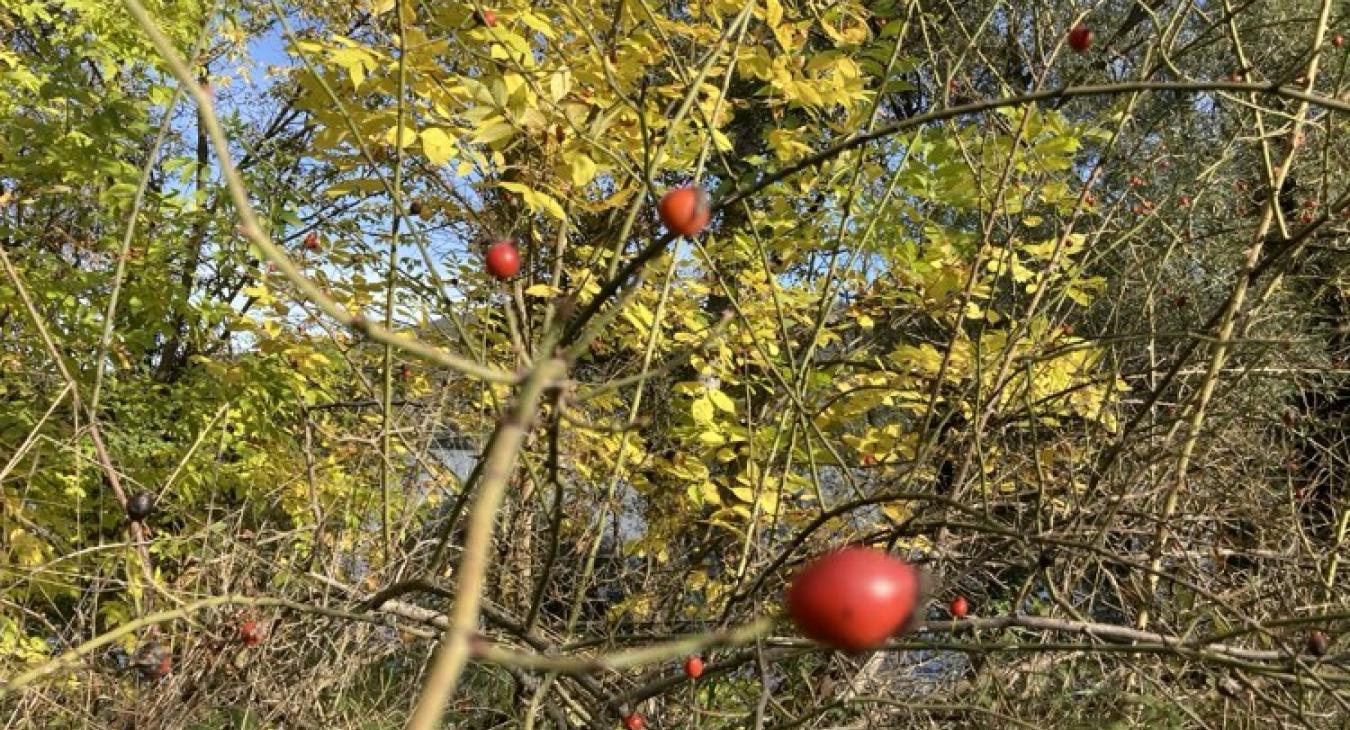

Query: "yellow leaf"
left=383, top=124, right=417, bottom=149
left=568, top=153, right=597, bottom=186
left=691, top=396, right=715, bottom=424
left=794, top=80, right=823, bottom=106
left=711, top=129, right=734, bottom=152
left=697, top=430, right=726, bottom=446
left=534, top=191, right=567, bottom=221
left=329, top=47, right=372, bottom=90
left=549, top=70, right=571, bottom=101
left=524, top=284, right=562, bottom=297
left=708, top=389, right=736, bottom=414
left=518, top=12, right=558, bottom=39
left=501, top=73, right=526, bottom=102
left=759, top=490, right=781, bottom=516
left=889, top=344, right=944, bottom=377
left=420, top=128, right=456, bottom=165
left=882, top=502, right=912, bottom=521
left=765, top=0, right=783, bottom=28
left=471, top=119, right=515, bottom=145
left=698, top=481, right=721, bottom=505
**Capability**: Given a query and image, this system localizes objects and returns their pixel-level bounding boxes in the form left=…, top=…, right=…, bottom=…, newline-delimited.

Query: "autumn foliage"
left=1, top=0, right=1348, bottom=728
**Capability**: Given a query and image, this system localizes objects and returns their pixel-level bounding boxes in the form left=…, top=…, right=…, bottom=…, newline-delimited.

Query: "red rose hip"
left=786, top=546, right=919, bottom=650
left=1307, top=631, right=1330, bottom=657
left=683, top=655, right=704, bottom=679
left=950, top=595, right=969, bottom=618
left=658, top=186, right=711, bottom=237
left=622, top=713, right=644, bottom=730
left=239, top=619, right=263, bottom=647
left=1067, top=25, right=1093, bottom=52
left=485, top=239, right=521, bottom=280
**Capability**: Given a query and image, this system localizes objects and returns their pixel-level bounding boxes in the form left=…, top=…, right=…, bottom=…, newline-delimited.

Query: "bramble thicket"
left=1, top=0, right=1349, bottom=727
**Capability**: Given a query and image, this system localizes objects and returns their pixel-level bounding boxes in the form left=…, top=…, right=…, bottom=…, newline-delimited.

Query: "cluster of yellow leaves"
left=265, top=0, right=1124, bottom=581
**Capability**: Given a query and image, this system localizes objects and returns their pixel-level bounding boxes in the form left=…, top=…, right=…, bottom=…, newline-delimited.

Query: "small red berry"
left=1333, top=35, right=1344, bottom=49
left=304, top=231, right=320, bottom=251
left=950, top=596, right=969, bottom=618
left=1179, top=195, right=1191, bottom=207
left=658, top=186, right=711, bottom=237
left=485, top=239, right=521, bottom=280
left=683, top=655, right=704, bottom=679
left=239, top=619, right=263, bottom=647
left=786, top=546, right=919, bottom=650
left=1067, top=25, right=1093, bottom=53
left=400, top=364, right=412, bottom=381
left=478, top=8, right=497, bottom=27
left=622, top=713, right=645, bottom=730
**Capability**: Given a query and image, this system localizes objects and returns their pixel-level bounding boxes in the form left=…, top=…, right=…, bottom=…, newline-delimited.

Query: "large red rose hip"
left=786, top=546, right=919, bottom=650
left=657, top=186, right=711, bottom=237
left=485, top=239, right=521, bottom=280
